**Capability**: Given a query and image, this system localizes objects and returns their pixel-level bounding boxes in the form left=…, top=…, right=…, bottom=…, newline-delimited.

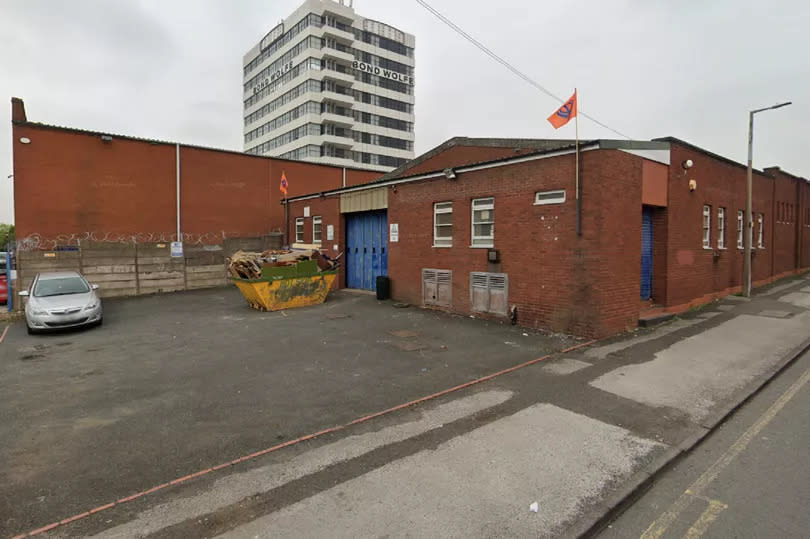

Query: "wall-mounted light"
left=100, top=135, right=113, bottom=142
left=443, top=168, right=457, bottom=180
left=682, top=159, right=693, bottom=170
left=689, top=179, right=697, bottom=192
left=19, top=137, right=31, bottom=144
left=391, top=185, right=397, bottom=193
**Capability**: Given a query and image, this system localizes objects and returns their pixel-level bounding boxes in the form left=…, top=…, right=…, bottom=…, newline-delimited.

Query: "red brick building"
left=10, top=97, right=380, bottom=251
left=286, top=136, right=809, bottom=338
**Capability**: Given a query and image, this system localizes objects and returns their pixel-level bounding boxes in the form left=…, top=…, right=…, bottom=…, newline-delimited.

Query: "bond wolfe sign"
left=252, top=60, right=294, bottom=95
left=352, top=61, right=413, bottom=85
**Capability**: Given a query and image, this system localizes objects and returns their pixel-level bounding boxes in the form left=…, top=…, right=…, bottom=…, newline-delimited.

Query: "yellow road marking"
left=682, top=499, right=728, bottom=539
left=640, top=365, right=810, bottom=539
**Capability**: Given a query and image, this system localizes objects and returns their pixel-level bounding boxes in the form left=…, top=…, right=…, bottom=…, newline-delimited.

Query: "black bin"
left=376, top=276, right=391, bottom=300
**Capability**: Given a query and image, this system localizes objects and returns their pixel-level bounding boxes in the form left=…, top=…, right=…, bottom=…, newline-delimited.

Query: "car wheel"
left=26, top=324, right=37, bottom=335
left=96, top=317, right=103, bottom=327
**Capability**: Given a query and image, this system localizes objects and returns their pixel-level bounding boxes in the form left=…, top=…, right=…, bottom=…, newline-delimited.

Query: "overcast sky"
left=1, top=0, right=808, bottom=224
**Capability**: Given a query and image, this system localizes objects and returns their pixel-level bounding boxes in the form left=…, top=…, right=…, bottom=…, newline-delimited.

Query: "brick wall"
left=385, top=149, right=644, bottom=338
left=287, top=196, right=344, bottom=287
left=11, top=119, right=379, bottom=251
left=662, top=142, right=779, bottom=306
left=283, top=140, right=809, bottom=338
left=651, top=207, right=668, bottom=305
left=13, top=124, right=177, bottom=246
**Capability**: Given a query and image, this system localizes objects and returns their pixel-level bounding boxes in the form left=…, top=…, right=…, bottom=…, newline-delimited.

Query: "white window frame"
left=737, top=210, right=744, bottom=249
left=534, top=190, right=566, bottom=205
left=312, top=216, right=322, bottom=245
left=295, top=217, right=304, bottom=243
left=717, top=207, right=726, bottom=249
left=757, top=213, right=764, bottom=248
left=471, top=197, right=494, bottom=248
left=702, top=205, right=711, bottom=249
left=433, top=202, right=453, bottom=247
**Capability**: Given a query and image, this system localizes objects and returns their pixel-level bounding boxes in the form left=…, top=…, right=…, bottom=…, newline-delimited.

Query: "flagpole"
left=575, top=88, right=581, bottom=237
left=282, top=171, right=289, bottom=247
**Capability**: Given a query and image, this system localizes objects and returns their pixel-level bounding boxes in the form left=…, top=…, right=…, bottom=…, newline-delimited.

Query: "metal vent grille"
left=423, top=269, right=452, bottom=307
left=470, top=272, right=508, bottom=315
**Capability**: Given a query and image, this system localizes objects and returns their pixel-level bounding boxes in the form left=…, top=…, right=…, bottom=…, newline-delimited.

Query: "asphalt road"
left=596, top=348, right=810, bottom=539
left=0, top=287, right=576, bottom=537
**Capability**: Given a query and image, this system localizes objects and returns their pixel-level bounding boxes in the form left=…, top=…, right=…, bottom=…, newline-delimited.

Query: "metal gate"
left=346, top=210, right=388, bottom=290
left=641, top=207, right=653, bottom=300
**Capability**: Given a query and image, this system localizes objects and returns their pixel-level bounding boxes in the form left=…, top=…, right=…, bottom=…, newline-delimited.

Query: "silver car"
left=20, top=271, right=103, bottom=334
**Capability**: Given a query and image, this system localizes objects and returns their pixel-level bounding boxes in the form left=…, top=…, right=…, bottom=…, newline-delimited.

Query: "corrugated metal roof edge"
left=283, top=138, right=673, bottom=203
left=376, top=136, right=587, bottom=181
left=11, top=120, right=383, bottom=174
left=284, top=140, right=604, bottom=202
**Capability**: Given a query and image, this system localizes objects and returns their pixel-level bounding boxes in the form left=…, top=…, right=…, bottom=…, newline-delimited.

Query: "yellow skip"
left=233, top=273, right=337, bottom=312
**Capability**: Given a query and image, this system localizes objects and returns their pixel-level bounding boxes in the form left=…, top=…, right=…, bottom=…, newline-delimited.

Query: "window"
left=737, top=210, right=744, bottom=249
left=471, top=197, right=494, bottom=247
left=757, top=213, right=764, bottom=248
left=534, top=190, right=566, bottom=205
left=717, top=207, right=726, bottom=249
left=295, top=217, right=304, bottom=243
left=702, top=205, right=711, bottom=248
left=312, top=216, right=322, bottom=244
left=433, top=202, right=453, bottom=247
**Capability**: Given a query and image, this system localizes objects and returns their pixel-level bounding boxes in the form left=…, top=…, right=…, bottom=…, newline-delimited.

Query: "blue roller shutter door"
left=641, top=207, right=653, bottom=300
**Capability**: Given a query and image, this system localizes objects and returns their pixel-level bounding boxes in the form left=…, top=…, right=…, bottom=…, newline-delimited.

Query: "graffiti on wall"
left=14, top=231, right=262, bottom=251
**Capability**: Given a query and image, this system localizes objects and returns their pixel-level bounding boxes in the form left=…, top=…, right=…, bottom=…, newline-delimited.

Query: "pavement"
left=1, top=274, right=809, bottom=538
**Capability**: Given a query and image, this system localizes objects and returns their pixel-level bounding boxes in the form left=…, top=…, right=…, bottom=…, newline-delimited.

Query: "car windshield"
left=34, top=276, right=90, bottom=297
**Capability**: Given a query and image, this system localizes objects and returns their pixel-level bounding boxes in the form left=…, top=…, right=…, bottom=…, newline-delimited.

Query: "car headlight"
left=84, top=302, right=98, bottom=311
left=30, top=308, right=48, bottom=315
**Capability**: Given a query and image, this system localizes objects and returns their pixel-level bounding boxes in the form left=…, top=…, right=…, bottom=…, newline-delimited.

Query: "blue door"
left=346, top=210, right=388, bottom=290
left=641, top=207, right=653, bottom=300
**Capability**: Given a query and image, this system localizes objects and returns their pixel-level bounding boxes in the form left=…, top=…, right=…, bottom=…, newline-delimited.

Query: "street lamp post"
left=743, top=101, right=792, bottom=297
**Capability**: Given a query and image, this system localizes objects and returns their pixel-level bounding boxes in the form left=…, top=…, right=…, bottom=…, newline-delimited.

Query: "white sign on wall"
left=170, top=242, right=184, bottom=258
left=304, top=206, right=310, bottom=217
left=352, top=61, right=413, bottom=85
left=327, top=224, right=334, bottom=241
left=390, top=223, right=399, bottom=242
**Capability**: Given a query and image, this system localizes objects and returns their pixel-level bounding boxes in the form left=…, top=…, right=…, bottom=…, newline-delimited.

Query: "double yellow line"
left=641, top=365, right=810, bottom=539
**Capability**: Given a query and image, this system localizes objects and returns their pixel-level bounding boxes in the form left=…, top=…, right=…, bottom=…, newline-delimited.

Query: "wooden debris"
left=227, top=249, right=341, bottom=280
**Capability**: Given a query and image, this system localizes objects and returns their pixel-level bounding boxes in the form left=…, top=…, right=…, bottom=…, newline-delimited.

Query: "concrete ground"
left=597, top=348, right=810, bottom=539
left=3, top=274, right=810, bottom=538
left=0, top=287, right=576, bottom=537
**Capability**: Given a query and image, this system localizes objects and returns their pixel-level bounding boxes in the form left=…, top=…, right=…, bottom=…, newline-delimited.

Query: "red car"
left=0, top=259, right=7, bottom=304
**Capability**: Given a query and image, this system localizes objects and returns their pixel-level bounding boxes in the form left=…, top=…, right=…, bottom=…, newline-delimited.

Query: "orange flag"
left=280, top=171, right=288, bottom=196
left=547, top=90, right=577, bottom=129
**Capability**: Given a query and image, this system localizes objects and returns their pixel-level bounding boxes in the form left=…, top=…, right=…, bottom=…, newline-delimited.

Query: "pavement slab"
left=589, top=313, right=810, bottom=421
left=90, top=390, right=513, bottom=539
left=778, top=291, right=810, bottom=308
left=584, top=319, right=702, bottom=360
left=218, top=404, right=665, bottom=539
left=542, top=357, right=592, bottom=375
